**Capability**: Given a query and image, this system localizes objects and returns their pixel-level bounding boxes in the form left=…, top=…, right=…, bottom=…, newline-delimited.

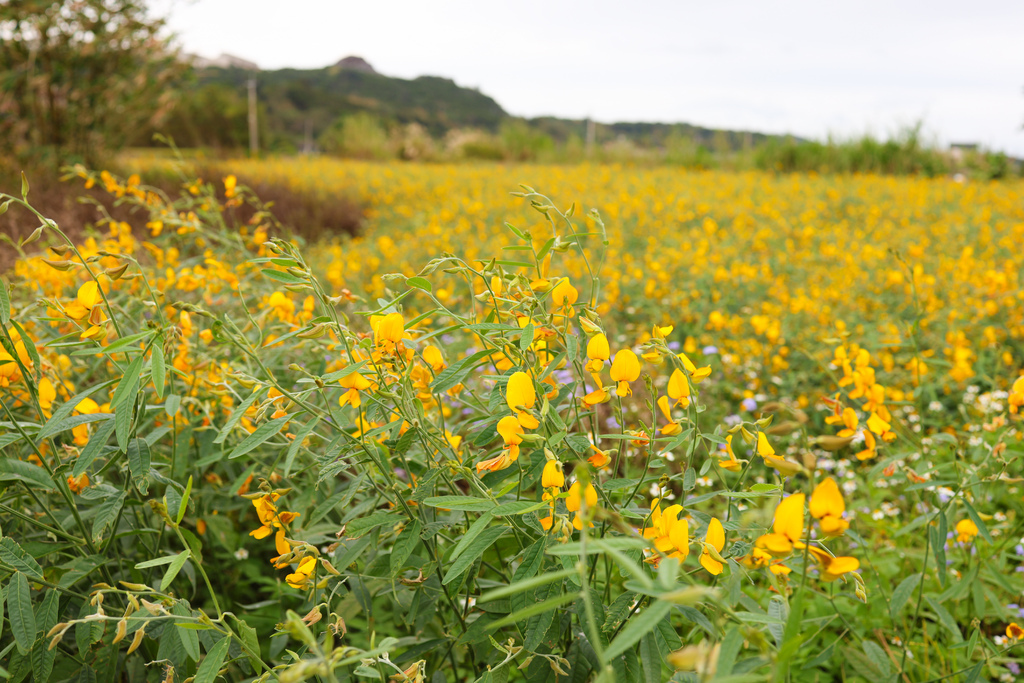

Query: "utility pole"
left=248, top=76, right=259, bottom=156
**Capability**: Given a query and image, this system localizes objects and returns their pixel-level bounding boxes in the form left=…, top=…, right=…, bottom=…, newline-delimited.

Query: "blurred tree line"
left=0, top=0, right=183, bottom=167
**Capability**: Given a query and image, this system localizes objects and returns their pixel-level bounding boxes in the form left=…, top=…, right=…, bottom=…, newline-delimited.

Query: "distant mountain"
left=164, top=55, right=789, bottom=154
left=196, top=57, right=507, bottom=146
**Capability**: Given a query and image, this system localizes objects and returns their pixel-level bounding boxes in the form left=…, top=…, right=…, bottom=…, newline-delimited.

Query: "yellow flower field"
left=4, top=158, right=1024, bottom=682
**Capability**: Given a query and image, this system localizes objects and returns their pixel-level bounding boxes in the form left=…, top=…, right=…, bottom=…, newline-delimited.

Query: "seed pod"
left=21, top=226, right=44, bottom=247
left=113, top=618, right=128, bottom=644
left=126, top=625, right=146, bottom=654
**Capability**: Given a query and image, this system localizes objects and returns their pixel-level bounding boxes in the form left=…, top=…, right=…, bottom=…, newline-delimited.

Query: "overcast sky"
left=158, top=0, right=1024, bottom=155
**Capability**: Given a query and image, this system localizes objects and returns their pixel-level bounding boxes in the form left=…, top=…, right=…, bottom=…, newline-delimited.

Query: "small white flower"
left=234, top=548, right=249, bottom=561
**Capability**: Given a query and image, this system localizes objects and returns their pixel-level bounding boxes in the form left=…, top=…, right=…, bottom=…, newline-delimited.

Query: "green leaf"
left=72, top=418, right=116, bottom=477
left=925, top=595, right=963, bottom=642
left=443, top=526, right=508, bottom=585
left=35, top=381, right=108, bottom=439
left=430, top=349, right=494, bottom=393
left=91, top=491, right=127, bottom=542
left=715, top=626, right=744, bottom=677
left=233, top=615, right=262, bottom=673
left=492, top=500, right=547, bottom=516
left=8, top=573, right=34, bottom=656
left=889, top=573, right=921, bottom=618
left=604, top=600, right=673, bottom=661
left=71, top=330, right=154, bottom=357
left=228, top=414, right=290, bottom=459
left=165, top=393, right=182, bottom=418
left=174, top=604, right=201, bottom=662
left=134, top=554, right=179, bottom=569
left=519, top=323, right=535, bottom=352
left=177, top=475, right=193, bottom=524
left=960, top=500, right=993, bottom=544
left=480, top=568, right=578, bottom=604
left=422, top=496, right=495, bottom=512
left=390, top=520, right=422, bottom=575
left=639, top=631, right=661, bottom=683
left=127, top=438, right=151, bottom=493
left=161, top=550, right=191, bottom=591
left=0, top=458, right=54, bottom=492
left=0, top=538, right=44, bottom=580
left=110, top=354, right=144, bottom=410
left=194, top=635, right=231, bottom=683
left=449, top=514, right=497, bottom=564
left=406, top=276, right=432, bottom=292
left=114, top=390, right=135, bottom=450
left=346, top=511, right=404, bottom=537
left=151, top=342, right=166, bottom=398
left=0, top=278, right=10, bottom=325
left=214, top=389, right=265, bottom=444
left=486, top=592, right=578, bottom=631
left=261, top=268, right=304, bottom=284
left=861, top=641, right=891, bottom=679
left=283, top=417, right=320, bottom=477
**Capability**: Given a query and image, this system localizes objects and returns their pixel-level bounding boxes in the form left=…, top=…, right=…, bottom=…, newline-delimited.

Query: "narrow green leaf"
left=72, top=418, right=116, bottom=477
left=406, top=276, right=432, bottom=292
left=449, top=514, right=496, bottom=564
left=0, top=458, right=54, bottom=492
left=422, top=496, right=495, bottom=512
left=8, top=573, right=34, bottom=655
left=110, top=354, right=144, bottom=410
left=151, top=342, right=166, bottom=398
left=127, top=438, right=151, bottom=493
left=889, top=573, right=921, bottom=618
left=228, top=414, right=290, bottom=459
left=0, top=278, right=10, bottom=324
left=715, top=626, right=744, bottom=677
left=194, top=635, right=231, bottom=683
left=639, top=631, right=661, bottom=683
left=232, top=615, right=262, bottom=672
left=261, top=268, right=305, bottom=284
left=70, top=330, right=153, bottom=357
left=177, top=476, right=193, bottom=524
left=480, top=568, right=579, bottom=604
left=486, top=592, right=578, bottom=631
left=134, top=555, right=178, bottom=569
left=390, top=520, right=422, bottom=575
left=214, top=389, right=264, bottom=444
left=443, top=526, right=508, bottom=585
left=604, top=600, right=673, bottom=661
left=161, top=550, right=191, bottom=590
left=0, top=539, right=43, bottom=580
left=430, top=349, right=494, bottom=393
left=961, top=500, right=993, bottom=544
left=36, top=380, right=116, bottom=440
left=91, top=491, right=126, bottom=542
left=283, top=416, right=320, bottom=477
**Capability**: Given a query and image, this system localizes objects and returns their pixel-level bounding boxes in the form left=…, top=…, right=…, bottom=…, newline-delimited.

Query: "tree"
left=0, top=0, right=184, bottom=165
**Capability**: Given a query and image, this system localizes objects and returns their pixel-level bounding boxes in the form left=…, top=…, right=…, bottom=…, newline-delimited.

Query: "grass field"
left=4, top=158, right=1024, bottom=682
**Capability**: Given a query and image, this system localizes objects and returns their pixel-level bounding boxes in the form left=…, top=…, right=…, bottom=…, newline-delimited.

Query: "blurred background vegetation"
left=0, top=0, right=1018, bottom=263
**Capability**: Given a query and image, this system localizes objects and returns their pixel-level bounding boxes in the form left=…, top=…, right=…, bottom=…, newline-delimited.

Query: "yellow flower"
left=477, top=416, right=524, bottom=474
left=699, top=517, right=726, bottom=575
left=505, top=371, right=539, bottom=429
left=806, top=546, right=859, bottom=582
left=224, top=175, right=237, bottom=198
left=667, top=369, right=691, bottom=408
left=587, top=445, right=612, bottom=469
left=286, top=556, right=317, bottom=589
left=0, top=349, right=21, bottom=387
left=422, top=345, right=446, bottom=373
left=643, top=500, right=689, bottom=561
left=678, top=352, right=711, bottom=383
left=756, top=432, right=775, bottom=457
left=955, top=518, right=978, bottom=544
left=566, top=481, right=598, bottom=530
left=756, top=493, right=805, bottom=556
left=64, top=280, right=105, bottom=324
left=542, top=459, right=565, bottom=488
left=609, top=349, right=640, bottom=397
left=550, top=277, right=578, bottom=312
left=372, top=312, right=405, bottom=353
left=809, top=477, right=849, bottom=536
left=67, top=472, right=90, bottom=494
left=582, top=372, right=610, bottom=406
left=658, top=395, right=682, bottom=436
left=37, top=378, right=57, bottom=417
left=585, top=333, right=610, bottom=373
left=338, top=369, right=372, bottom=408
left=717, top=436, right=742, bottom=472
left=1006, top=623, right=1024, bottom=640
left=1010, top=376, right=1024, bottom=414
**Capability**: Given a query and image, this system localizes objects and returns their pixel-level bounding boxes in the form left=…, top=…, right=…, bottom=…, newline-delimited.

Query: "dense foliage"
left=1, top=162, right=1024, bottom=683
